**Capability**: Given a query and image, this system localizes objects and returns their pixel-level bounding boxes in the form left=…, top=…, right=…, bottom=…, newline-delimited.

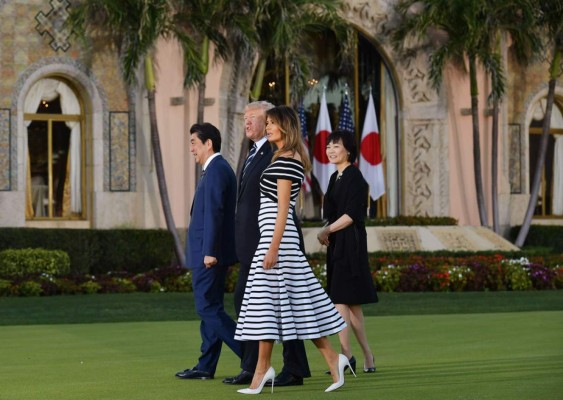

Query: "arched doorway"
left=255, top=30, right=401, bottom=220
left=24, top=78, right=85, bottom=220
left=528, top=98, right=563, bottom=217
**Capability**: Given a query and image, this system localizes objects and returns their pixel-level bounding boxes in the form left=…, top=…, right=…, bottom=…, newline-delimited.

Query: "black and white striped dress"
left=235, top=157, right=346, bottom=341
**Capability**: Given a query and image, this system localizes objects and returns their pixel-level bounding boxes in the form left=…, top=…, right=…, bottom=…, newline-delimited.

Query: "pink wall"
left=446, top=65, right=496, bottom=226
left=154, top=39, right=193, bottom=230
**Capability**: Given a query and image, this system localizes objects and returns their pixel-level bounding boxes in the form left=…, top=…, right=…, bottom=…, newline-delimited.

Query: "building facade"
left=0, top=0, right=561, bottom=238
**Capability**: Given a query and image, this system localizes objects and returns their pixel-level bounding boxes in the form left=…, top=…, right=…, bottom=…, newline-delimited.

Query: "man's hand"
left=204, top=256, right=218, bottom=269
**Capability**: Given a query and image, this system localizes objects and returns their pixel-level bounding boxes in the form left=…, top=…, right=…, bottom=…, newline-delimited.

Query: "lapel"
left=191, top=155, right=221, bottom=215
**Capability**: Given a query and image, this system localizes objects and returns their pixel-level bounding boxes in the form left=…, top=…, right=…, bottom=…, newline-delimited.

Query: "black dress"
left=323, top=165, right=378, bottom=305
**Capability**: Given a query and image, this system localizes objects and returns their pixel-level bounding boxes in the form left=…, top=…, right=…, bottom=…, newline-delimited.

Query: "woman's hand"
left=317, top=226, right=331, bottom=246
left=263, top=248, right=279, bottom=269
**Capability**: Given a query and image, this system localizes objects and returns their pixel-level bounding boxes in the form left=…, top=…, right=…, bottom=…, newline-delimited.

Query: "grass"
left=1, top=292, right=562, bottom=399
left=1, top=291, right=562, bottom=325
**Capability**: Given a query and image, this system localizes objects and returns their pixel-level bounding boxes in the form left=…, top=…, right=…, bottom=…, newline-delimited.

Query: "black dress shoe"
left=175, top=368, right=214, bottom=380
left=223, top=370, right=254, bottom=385
left=271, top=371, right=303, bottom=386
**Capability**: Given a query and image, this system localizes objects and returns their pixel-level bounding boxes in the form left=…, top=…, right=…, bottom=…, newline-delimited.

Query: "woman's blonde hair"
left=266, top=105, right=312, bottom=172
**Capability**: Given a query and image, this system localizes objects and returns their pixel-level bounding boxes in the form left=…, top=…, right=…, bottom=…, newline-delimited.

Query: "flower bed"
left=0, top=254, right=561, bottom=296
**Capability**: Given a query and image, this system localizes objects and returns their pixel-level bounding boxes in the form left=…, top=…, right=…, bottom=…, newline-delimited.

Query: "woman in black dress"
left=317, top=130, right=378, bottom=374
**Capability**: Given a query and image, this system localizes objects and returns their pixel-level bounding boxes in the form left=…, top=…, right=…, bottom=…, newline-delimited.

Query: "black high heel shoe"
left=363, top=355, right=376, bottom=373
left=324, top=355, right=356, bottom=375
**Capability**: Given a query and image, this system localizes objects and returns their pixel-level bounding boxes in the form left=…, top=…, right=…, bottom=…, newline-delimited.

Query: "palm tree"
left=393, top=0, right=492, bottom=226
left=249, top=0, right=353, bottom=102
left=232, top=0, right=353, bottom=174
left=177, top=0, right=256, bottom=123
left=478, top=1, right=540, bottom=233
left=393, top=0, right=540, bottom=229
left=68, top=0, right=205, bottom=268
left=515, top=0, right=563, bottom=247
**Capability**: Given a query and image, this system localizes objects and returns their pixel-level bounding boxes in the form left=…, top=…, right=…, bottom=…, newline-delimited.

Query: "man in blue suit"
left=223, top=101, right=311, bottom=386
left=176, top=123, right=242, bottom=380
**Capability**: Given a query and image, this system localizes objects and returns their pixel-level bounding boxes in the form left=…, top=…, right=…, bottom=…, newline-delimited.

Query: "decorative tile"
left=430, top=228, right=477, bottom=251
left=109, top=111, right=130, bottom=191
left=0, top=109, right=10, bottom=190
left=472, top=227, right=520, bottom=251
left=509, top=124, right=522, bottom=194
left=35, top=0, right=72, bottom=52
left=377, top=229, right=421, bottom=251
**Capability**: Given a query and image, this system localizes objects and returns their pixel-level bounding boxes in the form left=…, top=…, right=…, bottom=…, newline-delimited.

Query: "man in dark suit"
left=223, top=101, right=311, bottom=386
left=176, top=123, right=242, bottom=380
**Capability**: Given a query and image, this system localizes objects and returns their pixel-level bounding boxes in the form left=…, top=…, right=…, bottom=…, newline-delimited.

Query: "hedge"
left=0, top=228, right=175, bottom=274
left=509, top=225, right=563, bottom=253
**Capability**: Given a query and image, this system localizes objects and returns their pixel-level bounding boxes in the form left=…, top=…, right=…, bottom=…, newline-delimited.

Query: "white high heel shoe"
left=237, top=367, right=275, bottom=395
left=325, top=354, right=356, bottom=392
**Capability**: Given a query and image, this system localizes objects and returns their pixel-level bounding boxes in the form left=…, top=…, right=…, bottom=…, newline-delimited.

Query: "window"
left=528, top=99, right=563, bottom=217
left=24, top=78, right=84, bottom=220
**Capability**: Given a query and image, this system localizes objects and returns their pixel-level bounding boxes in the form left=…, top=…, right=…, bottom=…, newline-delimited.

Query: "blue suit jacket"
left=186, top=155, right=237, bottom=269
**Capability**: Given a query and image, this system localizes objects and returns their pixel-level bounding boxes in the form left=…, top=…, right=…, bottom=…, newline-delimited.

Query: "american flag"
left=298, top=103, right=312, bottom=193
left=338, top=92, right=355, bottom=133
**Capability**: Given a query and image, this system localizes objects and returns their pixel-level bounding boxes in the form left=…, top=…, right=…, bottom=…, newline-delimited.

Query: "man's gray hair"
left=245, top=101, right=275, bottom=113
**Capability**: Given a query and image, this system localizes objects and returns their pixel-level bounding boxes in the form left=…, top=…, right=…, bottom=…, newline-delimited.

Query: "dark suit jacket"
left=186, top=154, right=237, bottom=269
left=235, top=142, right=273, bottom=265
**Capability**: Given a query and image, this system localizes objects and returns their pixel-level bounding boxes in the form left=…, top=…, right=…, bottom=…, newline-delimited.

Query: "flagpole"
left=367, top=188, right=370, bottom=218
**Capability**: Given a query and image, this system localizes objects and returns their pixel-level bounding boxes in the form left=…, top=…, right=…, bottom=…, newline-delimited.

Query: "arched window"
left=529, top=98, right=563, bottom=217
left=256, top=31, right=400, bottom=219
left=24, top=78, right=85, bottom=219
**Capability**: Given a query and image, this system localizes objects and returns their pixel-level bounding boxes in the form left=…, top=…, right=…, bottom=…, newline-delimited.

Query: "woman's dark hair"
left=265, top=105, right=312, bottom=172
left=327, top=130, right=357, bottom=163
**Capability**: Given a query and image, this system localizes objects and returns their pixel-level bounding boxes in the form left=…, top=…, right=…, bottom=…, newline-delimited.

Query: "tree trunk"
left=145, top=57, right=185, bottom=268
left=250, top=58, right=267, bottom=101
left=197, top=80, right=206, bottom=124
left=491, top=98, right=500, bottom=233
left=515, top=45, right=560, bottom=247
left=469, top=58, right=488, bottom=226
left=515, top=78, right=557, bottom=247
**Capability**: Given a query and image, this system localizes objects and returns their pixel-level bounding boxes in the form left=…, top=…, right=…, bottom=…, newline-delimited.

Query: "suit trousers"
left=234, top=261, right=311, bottom=377
left=192, top=264, right=242, bottom=375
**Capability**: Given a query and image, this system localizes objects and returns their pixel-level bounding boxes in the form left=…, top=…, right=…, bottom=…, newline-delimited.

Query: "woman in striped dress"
left=235, top=106, right=352, bottom=394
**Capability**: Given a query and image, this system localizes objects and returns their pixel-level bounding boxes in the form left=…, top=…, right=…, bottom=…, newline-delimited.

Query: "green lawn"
left=1, top=292, right=562, bottom=399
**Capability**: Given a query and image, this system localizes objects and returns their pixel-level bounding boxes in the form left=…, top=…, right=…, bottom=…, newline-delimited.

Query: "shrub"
left=504, top=264, right=532, bottom=290
left=165, top=272, right=192, bottom=292
left=16, top=280, right=43, bottom=296
left=54, top=278, right=82, bottom=295
left=0, top=228, right=175, bottom=274
left=509, top=225, right=563, bottom=253
left=310, top=262, right=327, bottom=288
left=0, top=278, right=12, bottom=296
left=374, top=266, right=401, bottom=292
left=527, top=264, right=557, bottom=290
left=398, top=264, right=431, bottom=292
left=447, top=266, right=473, bottom=291
left=225, top=266, right=239, bottom=293
left=0, top=248, right=70, bottom=277
left=80, top=280, right=102, bottom=294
